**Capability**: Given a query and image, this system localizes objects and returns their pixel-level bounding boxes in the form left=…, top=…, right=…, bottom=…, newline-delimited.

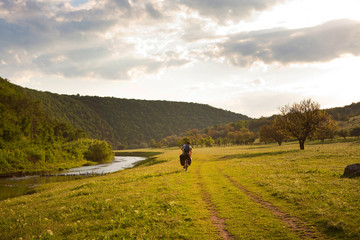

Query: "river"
left=0, top=156, right=146, bottom=201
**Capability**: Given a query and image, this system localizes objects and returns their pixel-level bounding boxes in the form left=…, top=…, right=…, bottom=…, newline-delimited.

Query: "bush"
left=84, top=140, right=114, bottom=163
left=26, top=148, right=45, bottom=164
left=0, top=149, right=27, bottom=173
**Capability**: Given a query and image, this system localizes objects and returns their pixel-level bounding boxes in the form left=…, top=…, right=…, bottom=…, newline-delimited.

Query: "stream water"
left=0, top=156, right=146, bottom=201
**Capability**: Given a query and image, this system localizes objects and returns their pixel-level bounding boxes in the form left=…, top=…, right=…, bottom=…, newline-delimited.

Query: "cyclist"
left=180, top=141, right=192, bottom=168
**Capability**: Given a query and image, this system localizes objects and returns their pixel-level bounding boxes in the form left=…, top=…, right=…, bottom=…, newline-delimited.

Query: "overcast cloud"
left=217, top=19, right=360, bottom=66
left=1, top=0, right=360, bottom=117
left=175, top=0, right=286, bottom=23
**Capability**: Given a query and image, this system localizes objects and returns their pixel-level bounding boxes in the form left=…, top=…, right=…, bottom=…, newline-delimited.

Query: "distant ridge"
left=326, top=102, right=360, bottom=121
left=11, top=81, right=250, bottom=148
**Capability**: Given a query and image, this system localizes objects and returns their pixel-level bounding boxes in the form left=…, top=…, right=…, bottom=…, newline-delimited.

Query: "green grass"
left=1, top=141, right=360, bottom=239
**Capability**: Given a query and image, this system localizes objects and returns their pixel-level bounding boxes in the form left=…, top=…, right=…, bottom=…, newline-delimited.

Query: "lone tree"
left=274, top=99, right=336, bottom=150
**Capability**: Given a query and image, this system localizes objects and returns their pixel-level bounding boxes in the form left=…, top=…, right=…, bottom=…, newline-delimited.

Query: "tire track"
left=218, top=168, right=326, bottom=239
left=195, top=164, right=234, bottom=240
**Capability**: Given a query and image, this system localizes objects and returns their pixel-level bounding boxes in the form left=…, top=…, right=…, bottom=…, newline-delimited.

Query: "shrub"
left=26, top=148, right=45, bottom=164
left=84, top=140, right=114, bottom=163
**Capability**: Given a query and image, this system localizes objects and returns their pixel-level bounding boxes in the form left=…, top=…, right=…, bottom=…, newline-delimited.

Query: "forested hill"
left=4, top=78, right=249, bottom=148
left=326, top=102, right=360, bottom=121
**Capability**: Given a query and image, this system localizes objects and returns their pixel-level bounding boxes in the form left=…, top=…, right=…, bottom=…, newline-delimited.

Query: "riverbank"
left=0, top=156, right=148, bottom=201
left=0, top=161, right=91, bottom=179
left=0, top=150, right=161, bottom=178
left=0, top=157, right=105, bottom=178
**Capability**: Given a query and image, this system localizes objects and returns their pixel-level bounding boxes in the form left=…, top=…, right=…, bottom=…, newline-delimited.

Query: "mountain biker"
left=180, top=141, right=192, bottom=168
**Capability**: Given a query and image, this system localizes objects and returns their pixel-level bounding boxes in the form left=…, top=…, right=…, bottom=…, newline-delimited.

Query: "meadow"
left=0, top=140, right=359, bottom=239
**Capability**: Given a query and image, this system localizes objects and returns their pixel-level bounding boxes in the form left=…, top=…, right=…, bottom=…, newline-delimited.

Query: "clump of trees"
left=156, top=120, right=257, bottom=148
left=259, top=99, right=337, bottom=150
left=259, top=123, right=287, bottom=146
left=337, top=129, right=348, bottom=139
left=350, top=127, right=360, bottom=139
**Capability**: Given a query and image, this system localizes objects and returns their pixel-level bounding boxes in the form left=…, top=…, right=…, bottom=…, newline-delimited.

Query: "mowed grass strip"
left=0, top=151, right=219, bottom=239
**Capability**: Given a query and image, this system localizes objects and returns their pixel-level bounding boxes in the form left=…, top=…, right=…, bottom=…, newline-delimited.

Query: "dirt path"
left=195, top=165, right=234, bottom=240
left=217, top=168, right=327, bottom=239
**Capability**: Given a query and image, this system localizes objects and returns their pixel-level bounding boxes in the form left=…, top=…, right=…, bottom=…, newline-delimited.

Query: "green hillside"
left=0, top=77, right=114, bottom=175
left=18, top=81, right=250, bottom=148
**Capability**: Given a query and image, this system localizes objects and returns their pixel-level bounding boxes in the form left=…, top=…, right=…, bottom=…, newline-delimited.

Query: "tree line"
left=19, top=81, right=249, bottom=149
left=152, top=120, right=257, bottom=148
left=154, top=99, right=360, bottom=150
left=0, top=77, right=113, bottom=175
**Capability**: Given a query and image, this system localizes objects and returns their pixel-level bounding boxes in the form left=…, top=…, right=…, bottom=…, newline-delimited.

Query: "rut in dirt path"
left=195, top=165, right=234, bottom=240
left=218, top=168, right=327, bottom=239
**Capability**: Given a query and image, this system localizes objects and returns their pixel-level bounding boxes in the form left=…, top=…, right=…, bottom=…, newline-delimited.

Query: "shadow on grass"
left=114, top=151, right=165, bottom=167
left=220, top=149, right=299, bottom=160
left=114, top=151, right=163, bottom=157
left=318, top=219, right=349, bottom=239
left=133, top=157, right=167, bottom=167
left=307, top=138, right=360, bottom=146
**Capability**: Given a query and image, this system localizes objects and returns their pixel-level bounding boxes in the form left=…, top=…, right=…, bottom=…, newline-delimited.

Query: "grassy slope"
left=1, top=141, right=360, bottom=239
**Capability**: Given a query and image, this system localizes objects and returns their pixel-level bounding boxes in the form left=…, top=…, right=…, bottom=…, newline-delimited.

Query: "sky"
left=1, top=0, right=360, bottom=118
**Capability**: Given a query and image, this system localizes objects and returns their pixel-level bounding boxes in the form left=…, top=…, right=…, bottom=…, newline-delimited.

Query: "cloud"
left=112, top=0, right=131, bottom=9
left=0, top=0, right=192, bottom=81
left=217, top=19, right=360, bottom=66
left=211, top=89, right=307, bottom=118
left=145, top=2, right=162, bottom=19
left=175, top=0, right=286, bottom=23
left=2, top=0, right=359, bottom=86
left=180, top=18, right=220, bottom=42
left=252, top=78, right=265, bottom=86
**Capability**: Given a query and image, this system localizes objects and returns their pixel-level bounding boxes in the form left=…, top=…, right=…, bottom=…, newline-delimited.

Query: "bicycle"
left=184, top=157, right=189, bottom=172
left=183, top=154, right=191, bottom=172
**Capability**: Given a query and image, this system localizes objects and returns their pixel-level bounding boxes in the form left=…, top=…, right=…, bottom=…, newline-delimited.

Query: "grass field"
left=1, top=140, right=359, bottom=239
